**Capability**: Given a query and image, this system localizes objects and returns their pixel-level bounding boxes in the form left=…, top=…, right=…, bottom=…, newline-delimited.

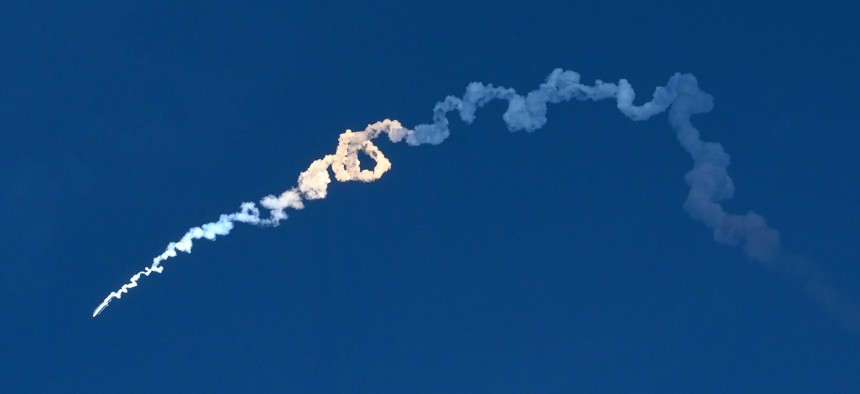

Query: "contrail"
left=92, top=69, right=857, bottom=330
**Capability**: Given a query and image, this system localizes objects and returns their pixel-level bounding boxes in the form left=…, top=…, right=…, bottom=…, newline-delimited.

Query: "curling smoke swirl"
left=94, top=69, right=853, bottom=329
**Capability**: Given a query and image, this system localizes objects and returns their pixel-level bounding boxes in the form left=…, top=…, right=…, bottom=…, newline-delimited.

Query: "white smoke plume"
left=92, top=120, right=404, bottom=317
left=93, top=69, right=856, bottom=330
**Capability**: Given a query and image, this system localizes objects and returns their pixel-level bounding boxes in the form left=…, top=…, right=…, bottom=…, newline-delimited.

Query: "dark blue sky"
left=3, top=1, right=860, bottom=392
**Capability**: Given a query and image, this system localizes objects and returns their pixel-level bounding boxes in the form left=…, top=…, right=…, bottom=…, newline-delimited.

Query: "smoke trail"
left=92, top=120, right=404, bottom=316
left=399, top=70, right=781, bottom=262
left=93, top=69, right=856, bottom=329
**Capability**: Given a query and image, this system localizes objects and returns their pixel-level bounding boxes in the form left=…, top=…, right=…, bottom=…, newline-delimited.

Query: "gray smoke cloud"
left=93, top=69, right=856, bottom=331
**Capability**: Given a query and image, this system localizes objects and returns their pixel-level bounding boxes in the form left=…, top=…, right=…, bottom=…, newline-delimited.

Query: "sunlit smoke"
left=93, top=120, right=405, bottom=317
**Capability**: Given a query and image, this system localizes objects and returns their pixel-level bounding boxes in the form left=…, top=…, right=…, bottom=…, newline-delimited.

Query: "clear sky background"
left=2, top=1, right=859, bottom=392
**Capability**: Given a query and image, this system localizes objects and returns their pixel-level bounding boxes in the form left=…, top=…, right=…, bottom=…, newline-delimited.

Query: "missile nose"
left=92, top=300, right=110, bottom=317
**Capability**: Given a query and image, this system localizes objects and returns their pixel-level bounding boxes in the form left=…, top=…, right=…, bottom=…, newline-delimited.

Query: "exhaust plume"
left=92, top=120, right=403, bottom=317
left=93, top=69, right=856, bottom=330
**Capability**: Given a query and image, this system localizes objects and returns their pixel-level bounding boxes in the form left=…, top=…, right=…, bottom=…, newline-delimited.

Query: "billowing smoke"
left=93, top=69, right=855, bottom=331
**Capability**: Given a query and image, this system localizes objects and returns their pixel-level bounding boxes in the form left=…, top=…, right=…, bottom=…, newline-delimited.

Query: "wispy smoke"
left=93, top=69, right=856, bottom=331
